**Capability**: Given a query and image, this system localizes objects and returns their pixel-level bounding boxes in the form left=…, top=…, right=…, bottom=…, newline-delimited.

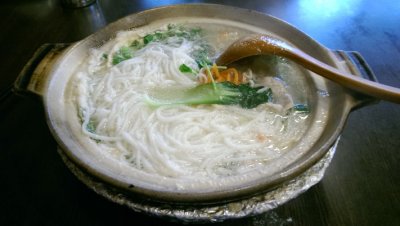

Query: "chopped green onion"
left=143, top=34, right=154, bottom=44
left=112, top=46, right=133, bottom=65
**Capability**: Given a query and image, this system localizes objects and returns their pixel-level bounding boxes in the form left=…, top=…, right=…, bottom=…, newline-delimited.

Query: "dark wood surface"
left=1, top=0, right=399, bottom=225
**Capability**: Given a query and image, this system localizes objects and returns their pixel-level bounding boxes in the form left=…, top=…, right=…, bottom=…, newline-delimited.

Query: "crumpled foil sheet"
left=59, top=138, right=338, bottom=223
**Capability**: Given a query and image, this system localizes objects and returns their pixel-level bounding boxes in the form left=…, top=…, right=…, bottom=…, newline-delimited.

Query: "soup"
left=67, top=18, right=325, bottom=192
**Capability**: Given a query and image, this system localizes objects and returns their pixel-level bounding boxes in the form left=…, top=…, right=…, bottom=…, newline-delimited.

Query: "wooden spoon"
left=216, top=34, right=400, bottom=104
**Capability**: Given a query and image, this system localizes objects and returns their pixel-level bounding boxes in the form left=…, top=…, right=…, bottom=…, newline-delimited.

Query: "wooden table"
left=1, top=1, right=399, bottom=225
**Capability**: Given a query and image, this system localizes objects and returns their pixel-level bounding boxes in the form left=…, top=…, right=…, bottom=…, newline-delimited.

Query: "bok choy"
left=145, top=82, right=272, bottom=109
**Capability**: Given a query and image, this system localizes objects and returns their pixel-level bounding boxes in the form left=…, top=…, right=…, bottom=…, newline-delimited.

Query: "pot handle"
left=13, top=43, right=70, bottom=97
left=331, top=50, right=379, bottom=108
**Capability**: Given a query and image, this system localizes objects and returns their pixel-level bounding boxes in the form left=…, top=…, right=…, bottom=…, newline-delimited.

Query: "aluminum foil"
left=59, top=138, right=338, bottom=223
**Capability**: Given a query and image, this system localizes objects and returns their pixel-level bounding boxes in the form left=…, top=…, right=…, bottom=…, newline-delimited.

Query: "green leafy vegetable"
left=130, top=39, right=143, bottom=49
left=292, top=104, right=310, bottom=113
left=86, top=120, right=97, bottom=133
left=112, top=46, right=134, bottom=65
left=166, top=24, right=201, bottom=41
left=111, top=24, right=206, bottom=65
left=78, top=109, right=98, bottom=141
left=143, top=25, right=202, bottom=46
left=146, top=82, right=272, bottom=109
left=237, top=84, right=273, bottom=108
left=192, top=43, right=213, bottom=67
left=143, top=34, right=154, bottom=44
left=179, top=64, right=195, bottom=74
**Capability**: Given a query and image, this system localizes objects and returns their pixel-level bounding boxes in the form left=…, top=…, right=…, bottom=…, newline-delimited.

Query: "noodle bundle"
left=72, top=22, right=310, bottom=182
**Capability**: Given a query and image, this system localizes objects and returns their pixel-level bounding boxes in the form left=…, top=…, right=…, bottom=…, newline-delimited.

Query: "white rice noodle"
left=74, top=32, right=307, bottom=180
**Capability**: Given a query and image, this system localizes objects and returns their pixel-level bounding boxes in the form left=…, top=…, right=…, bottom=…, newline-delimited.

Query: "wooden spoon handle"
left=216, top=35, right=400, bottom=104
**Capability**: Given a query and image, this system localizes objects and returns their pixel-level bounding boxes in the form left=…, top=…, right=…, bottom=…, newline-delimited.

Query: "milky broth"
left=65, top=18, right=327, bottom=192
